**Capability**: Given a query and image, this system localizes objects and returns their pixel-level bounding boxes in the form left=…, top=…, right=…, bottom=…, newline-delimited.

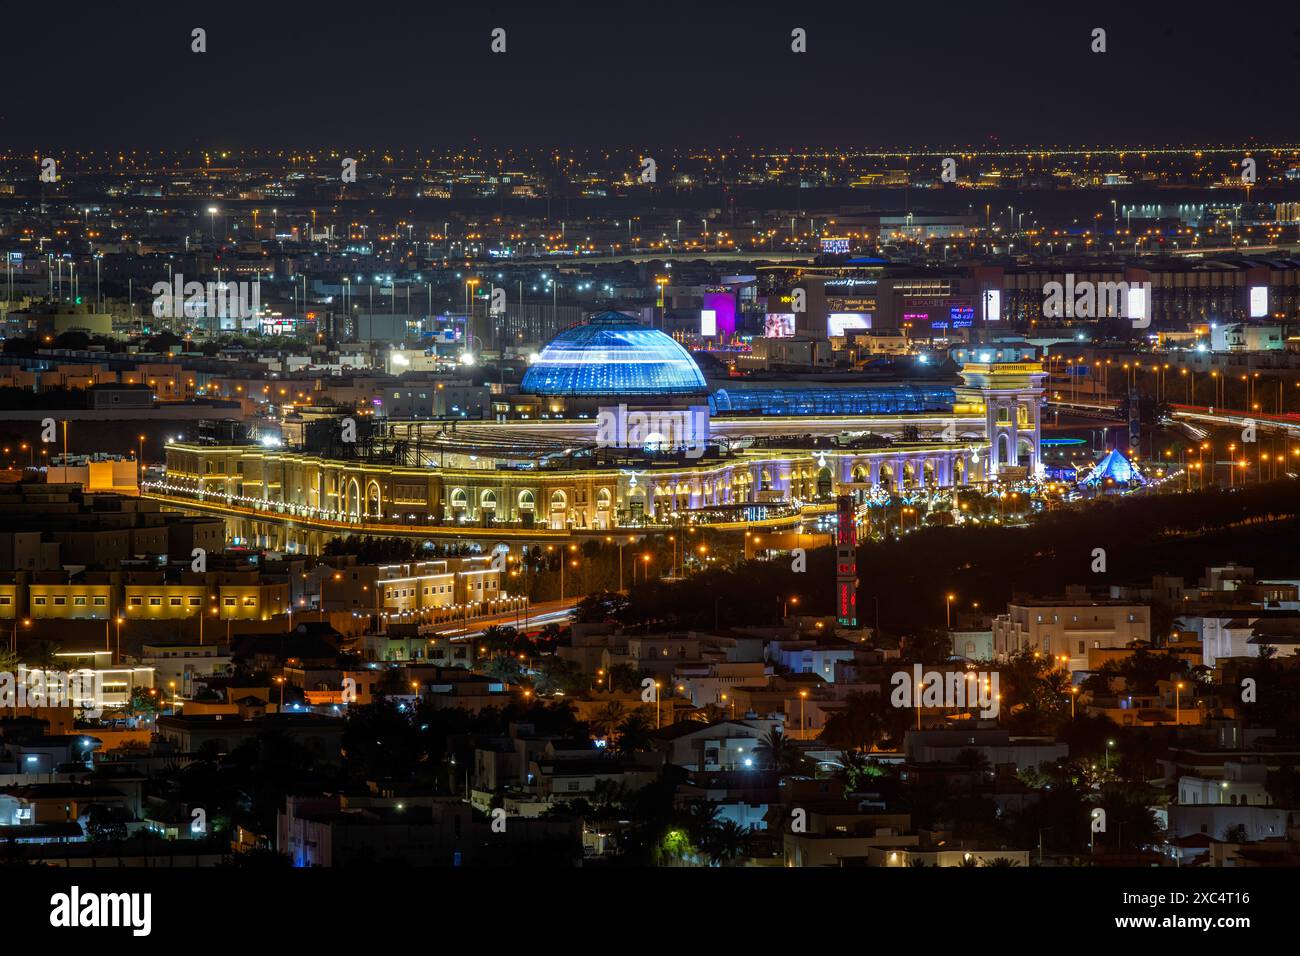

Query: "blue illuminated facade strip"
left=709, top=385, right=955, bottom=416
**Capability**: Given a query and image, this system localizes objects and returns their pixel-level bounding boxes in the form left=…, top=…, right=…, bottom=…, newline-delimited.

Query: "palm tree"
left=753, top=728, right=795, bottom=772
left=821, top=691, right=888, bottom=751
left=482, top=654, right=521, bottom=685
left=701, top=819, right=748, bottom=866
left=982, top=857, right=1020, bottom=867
left=30, top=641, right=62, bottom=670
left=683, top=801, right=721, bottom=846
left=591, top=701, right=627, bottom=745
left=615, top=712, right=653, bottom=756
left=837, top=749, right=886, bottom=792
left=694, top=703, right=726, bottom=723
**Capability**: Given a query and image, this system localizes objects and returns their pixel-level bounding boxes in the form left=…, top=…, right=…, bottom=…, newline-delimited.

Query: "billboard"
left=1126, top=285, right=1148, bottom=324
left=1250, top=286, right=1268, bottom=318
left=828, top=312, right=871, bottom=337
left=700, top=309, right=717, bottom=337
left=764, top=313, right=796, bottom=338
left=982, top=288, right=1001, bottom=323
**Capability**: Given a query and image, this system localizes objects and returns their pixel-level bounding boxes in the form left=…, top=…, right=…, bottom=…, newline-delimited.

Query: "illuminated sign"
left=828, top=313, right=871, bottom=337
left=261, top=317, right=297, bottom=336
left=950, top=306, right=974, bottom=328
left=700, top=309, right=717, bottom=337
left=764, top=313, right=796, bottom=338
left=1250, top=286, right=1268, bottom=318
left=983, top=288, right=1001, bottom=323
left=1126, top=285, right=1148, bottom=323
left=821, top=237, right=851, bottom=255
left=835, top=495, right=858, bottom=627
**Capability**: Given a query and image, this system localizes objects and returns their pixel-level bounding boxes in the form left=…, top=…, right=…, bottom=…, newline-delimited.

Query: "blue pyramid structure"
left=1081, top=448, right=1145, bottom=487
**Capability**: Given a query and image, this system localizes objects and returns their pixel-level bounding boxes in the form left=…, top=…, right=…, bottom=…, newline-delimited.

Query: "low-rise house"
left=648, top=719, right=771, bottom=771
left=903, top=728, right=1067, bottom=773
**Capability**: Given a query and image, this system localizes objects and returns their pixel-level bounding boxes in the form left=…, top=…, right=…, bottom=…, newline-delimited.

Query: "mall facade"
left=151, top=314, right=1046, bottom=544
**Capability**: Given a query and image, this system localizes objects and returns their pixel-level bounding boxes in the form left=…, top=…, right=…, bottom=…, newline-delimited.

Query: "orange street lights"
left=274, top=675, right=286, bottom=710
left=946, top=592, right=956, bottom=629
left=11, top=616, right=31, bottom=654
left=1175, top=681, right=1184, bottom=724
left=799, top=689, right=808, bottom=740
left=1070, top=685, right=1078, bottom=719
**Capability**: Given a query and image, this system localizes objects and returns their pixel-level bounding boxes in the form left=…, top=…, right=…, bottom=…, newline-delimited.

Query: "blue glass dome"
left=521, top=312, right=707, bottom=397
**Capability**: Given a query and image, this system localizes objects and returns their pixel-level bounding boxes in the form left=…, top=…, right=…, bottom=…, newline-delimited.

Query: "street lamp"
left=945, top=593, right=956, bottom=629
left=1105, top=738, right=1115, bottom=772
left=799, top=689, right=808, bottom=740
left=11, top=617, right=31, bottom=654
left=1175, top=681, right=1184, bottom=724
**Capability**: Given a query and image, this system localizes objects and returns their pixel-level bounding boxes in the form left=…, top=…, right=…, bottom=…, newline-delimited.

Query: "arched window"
left=450, top=488, right=468, bottom=509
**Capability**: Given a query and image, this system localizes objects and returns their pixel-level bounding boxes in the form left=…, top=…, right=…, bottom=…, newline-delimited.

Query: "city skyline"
left=0, top=2, right=1294, bottom=933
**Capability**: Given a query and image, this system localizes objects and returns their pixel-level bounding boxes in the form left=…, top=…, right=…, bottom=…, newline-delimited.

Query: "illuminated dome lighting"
left=521, top=311, right=707, bottom=397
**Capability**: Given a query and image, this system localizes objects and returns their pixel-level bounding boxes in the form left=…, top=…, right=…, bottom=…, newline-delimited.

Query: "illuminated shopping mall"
left=146, top=313, right=1046, bottom=550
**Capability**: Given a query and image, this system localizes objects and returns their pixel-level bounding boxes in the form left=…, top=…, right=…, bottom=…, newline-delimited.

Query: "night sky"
left=7, top=0, right=1300, bottom=148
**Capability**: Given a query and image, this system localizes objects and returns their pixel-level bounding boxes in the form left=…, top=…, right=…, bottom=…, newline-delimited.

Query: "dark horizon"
left=6, top=0, right=1299, bottom=148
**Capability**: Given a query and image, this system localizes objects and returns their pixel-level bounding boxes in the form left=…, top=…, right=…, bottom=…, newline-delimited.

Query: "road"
left=432, top=596, right=583, bottom=638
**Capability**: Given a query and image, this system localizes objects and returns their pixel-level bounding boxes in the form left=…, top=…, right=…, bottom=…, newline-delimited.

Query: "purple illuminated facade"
left=702, top=290, right=737, bottom=338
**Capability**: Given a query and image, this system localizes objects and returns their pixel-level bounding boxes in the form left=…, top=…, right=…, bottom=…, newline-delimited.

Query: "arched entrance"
left=449, top=487, right=468, bottom=520
left=816, top=466, right=834, bottom=498
left=549, top=490, right=568, bottom=529
left=518, top=489, right=536, bottom=527
left=345, top=478, right=361, bottom=520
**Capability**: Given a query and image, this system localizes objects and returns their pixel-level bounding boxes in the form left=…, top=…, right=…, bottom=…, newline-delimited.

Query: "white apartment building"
left=1178, top=762, right=1273, bottom=808
left=992, top=595, right=1149, bottom=672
